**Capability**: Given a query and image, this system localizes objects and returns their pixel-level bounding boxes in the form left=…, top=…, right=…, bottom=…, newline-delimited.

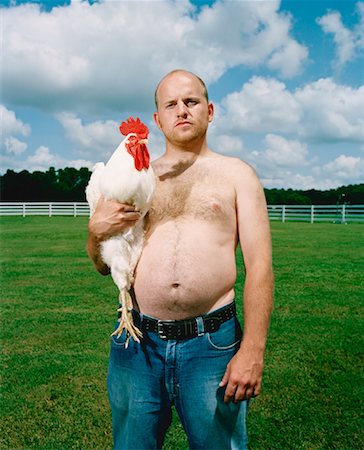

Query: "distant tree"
left=0, top=168, right=363, bottom=204
left=0, top=167, right=91, bottom=201
left=264, top=184, right=363, bottom=205
left=0, top=170, right=38, bottom=201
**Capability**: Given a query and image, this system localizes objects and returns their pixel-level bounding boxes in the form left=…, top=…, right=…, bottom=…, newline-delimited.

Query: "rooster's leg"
left=111, top=289, right=143, bottom=347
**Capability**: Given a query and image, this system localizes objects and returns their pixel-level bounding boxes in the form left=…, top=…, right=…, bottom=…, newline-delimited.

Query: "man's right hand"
left=88, top=195, right=141, bottom=242
left=86, top=196, right=141, bottom=274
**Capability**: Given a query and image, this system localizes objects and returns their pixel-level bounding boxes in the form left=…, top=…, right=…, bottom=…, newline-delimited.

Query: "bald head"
left=154, top=70, right=209, bottom=109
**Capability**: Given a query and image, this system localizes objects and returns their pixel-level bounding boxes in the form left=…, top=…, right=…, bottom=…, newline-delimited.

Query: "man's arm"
left=220, top=161, right=274, bottom=403
left=86, top=196, right=141, bottom=274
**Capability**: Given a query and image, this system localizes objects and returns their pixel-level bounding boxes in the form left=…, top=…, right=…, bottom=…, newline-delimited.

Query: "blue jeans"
left=107, top=302, right=249, bottom=450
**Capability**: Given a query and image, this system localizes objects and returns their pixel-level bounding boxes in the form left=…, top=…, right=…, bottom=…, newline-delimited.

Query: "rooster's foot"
left=111, top=290, right=142, bottom=347
left=111, top=319, right=143, bottom=347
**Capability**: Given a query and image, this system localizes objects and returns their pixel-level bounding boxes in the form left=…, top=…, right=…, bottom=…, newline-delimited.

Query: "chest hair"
left=146, top=162, right=234, bottom=229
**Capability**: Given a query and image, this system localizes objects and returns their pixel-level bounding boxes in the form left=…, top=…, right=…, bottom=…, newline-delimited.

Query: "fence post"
left=49, top=203, right=52, bottom=217
left=74, top=203, right=77, bottom=217
left=22, top=203, right=26, bottom=217
left=341, top=204, right=346, bottom=224
left=282, top=205, right=285, bottom=223
left=311, top=205, right=314, bottom=224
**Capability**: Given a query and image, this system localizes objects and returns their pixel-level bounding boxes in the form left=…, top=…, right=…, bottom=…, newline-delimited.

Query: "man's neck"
left=163, top=138, right=211, bottom=163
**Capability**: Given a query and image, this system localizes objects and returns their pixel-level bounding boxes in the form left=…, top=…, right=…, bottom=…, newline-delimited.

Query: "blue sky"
left=1, top=0, right=363, bottom=189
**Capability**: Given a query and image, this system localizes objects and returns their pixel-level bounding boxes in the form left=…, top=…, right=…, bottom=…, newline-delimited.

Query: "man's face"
left=154, top=72, right=214, bottom=147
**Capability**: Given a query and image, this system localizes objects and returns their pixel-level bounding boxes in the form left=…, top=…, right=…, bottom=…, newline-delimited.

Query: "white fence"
left=0, top=202, right=90, bottom=217
left=267, top=204, right=364, bottom=223
left=0, top=202, right=363, bottom=223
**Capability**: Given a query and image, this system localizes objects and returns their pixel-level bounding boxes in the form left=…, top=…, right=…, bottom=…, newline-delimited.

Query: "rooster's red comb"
left=119, top=117, right=149, bottom=139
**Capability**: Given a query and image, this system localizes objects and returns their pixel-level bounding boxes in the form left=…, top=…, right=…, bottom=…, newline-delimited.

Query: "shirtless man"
left=87, top=70, right=273, bottom=450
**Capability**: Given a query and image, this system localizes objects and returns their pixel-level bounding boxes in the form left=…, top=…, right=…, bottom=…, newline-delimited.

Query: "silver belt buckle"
left=157, top=321, right=168, bottom=340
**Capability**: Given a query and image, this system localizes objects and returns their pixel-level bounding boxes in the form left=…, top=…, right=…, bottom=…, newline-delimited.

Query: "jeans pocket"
left=206, top=318, right=242, bottom=350
left=111, top=324, right=128, bottom=348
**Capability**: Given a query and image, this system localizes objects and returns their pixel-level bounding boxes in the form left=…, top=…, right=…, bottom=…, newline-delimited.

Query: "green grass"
left=1, top=217, right=363, bottom=449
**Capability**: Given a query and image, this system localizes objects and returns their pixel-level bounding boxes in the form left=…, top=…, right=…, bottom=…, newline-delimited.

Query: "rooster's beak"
left=138, top=139, right=148, bottom=145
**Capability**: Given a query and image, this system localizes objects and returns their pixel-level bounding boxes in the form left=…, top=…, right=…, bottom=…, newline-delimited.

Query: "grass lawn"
left=1, top=217, right=363, bottom=449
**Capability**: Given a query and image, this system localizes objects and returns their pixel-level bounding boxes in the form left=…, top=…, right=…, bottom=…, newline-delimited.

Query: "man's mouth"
left=176, top=121, right=191, bottom=127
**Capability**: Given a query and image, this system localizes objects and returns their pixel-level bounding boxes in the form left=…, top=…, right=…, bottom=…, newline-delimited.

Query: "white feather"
left=86, top=133, right=155, bottom=294
left=85, top=162, right=105, bottom=216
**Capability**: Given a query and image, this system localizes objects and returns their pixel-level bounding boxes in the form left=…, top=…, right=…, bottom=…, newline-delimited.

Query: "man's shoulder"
left=211, top=153, right=257, bottom=178
left=210, top=154, right=264, bottom=197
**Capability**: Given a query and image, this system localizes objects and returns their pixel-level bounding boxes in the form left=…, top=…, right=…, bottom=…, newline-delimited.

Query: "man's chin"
left=172, top=130, right=206, bottom=145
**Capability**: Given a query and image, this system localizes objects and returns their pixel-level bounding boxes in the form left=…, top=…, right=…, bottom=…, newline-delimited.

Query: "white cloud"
left=1, top=105, right=30, bottom=156
left=216, top=76, right=364, bottom=143
left=27, top=146, right=63, bottom=171
left=267, top=39, right=308, bottom=78
left=4, top=136, right=28, bottom=155
left=241, top=134, right=310, bottom=185
left=317, top=11, right=355, bottom=67
left=295, top=78, right=364, bottom=142
left=56, top=113, right=121, bottom=159
left=219, top=76, right=301, bottom=134
left=259, top=167, right=345, bottom=190
left=1, top=104, right=31, bottom=137
left=317, top=2, right=364, bottom=68
left=206, top=131, right=316, bottom=189
left=213, top=135, right=244, bottom=155
left=215, top=132, right=362, bottom=190
left=256, top=153, right=364, bottom=190
left=263, top=134, right=309, bottom=167
left=323, top=154, right=364, bottom=183
left=2, top=0, right=308, bottom=113
left=17, top=146, right=93, bottom=172
left=57, top=112, right=165, bottom=164
left=261, top=173, right=319, bottom=190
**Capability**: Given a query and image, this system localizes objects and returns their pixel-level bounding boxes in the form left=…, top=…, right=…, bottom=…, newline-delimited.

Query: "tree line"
left=0, top=167, right=363, bottom=204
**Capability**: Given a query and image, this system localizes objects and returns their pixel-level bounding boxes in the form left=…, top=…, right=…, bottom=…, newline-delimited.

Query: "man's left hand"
left=219, top=348, right=264, bottom=403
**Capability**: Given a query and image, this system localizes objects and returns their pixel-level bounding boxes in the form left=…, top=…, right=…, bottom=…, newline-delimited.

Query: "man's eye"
left=186, top=100, right=197, bottom=106
left=166, top=103, right=175, bottom=109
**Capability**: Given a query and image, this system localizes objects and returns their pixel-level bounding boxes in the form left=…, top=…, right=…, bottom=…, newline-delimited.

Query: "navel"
left=172, top=283, right=180, bottom=289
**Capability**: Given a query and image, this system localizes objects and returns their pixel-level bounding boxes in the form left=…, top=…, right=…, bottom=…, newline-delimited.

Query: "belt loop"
left=196, top=316, right=205, bottom=336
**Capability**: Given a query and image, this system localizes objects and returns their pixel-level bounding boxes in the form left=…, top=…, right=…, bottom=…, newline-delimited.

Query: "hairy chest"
left=146, top=167, right=236, bottom=227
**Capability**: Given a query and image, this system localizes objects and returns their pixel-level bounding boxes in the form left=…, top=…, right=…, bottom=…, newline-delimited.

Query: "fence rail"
left=0, top=202, right=90, bottom=217
left=0, top=202, right=363, bottom=223
left=267, top=204, right=364, bottom=223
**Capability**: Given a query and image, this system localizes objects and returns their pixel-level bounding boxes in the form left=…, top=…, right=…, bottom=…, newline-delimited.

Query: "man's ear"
left=154, top=112, right=162, bottom=130
left=208, top=102, right=214, bottom=123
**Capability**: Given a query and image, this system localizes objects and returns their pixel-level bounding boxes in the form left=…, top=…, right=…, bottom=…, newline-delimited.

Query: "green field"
left=1, top=217, right=363, bottom=449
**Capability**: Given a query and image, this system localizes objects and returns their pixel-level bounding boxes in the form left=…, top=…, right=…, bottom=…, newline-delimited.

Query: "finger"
left=219, top=366, right=230, bottom=388
left=120, top=204, right=137, bottom=212
left=251, top=384, right=261, bottom=398
left=234, top=385, right=247, bottom=402
left=123, top=211, right=142, bottom=221
left=244, top=386, right=255, bottom=400
left=100, top=198, right=135, bottom=212
left=223, top=383, right=237, bottom=404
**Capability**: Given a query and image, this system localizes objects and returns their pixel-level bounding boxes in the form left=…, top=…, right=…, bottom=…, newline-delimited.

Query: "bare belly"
left=133, top=219, right=237, bottom=320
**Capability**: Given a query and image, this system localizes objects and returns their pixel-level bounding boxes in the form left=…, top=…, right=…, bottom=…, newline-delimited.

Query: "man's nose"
left=176, top=101, right=188, bottom=118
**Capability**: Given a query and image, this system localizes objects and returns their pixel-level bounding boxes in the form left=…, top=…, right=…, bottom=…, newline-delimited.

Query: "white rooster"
left=86, top=117, right=155, bottom=345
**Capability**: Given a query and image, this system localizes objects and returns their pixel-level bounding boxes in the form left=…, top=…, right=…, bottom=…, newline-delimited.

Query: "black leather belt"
left=130, top=302, right=236, bottom=341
